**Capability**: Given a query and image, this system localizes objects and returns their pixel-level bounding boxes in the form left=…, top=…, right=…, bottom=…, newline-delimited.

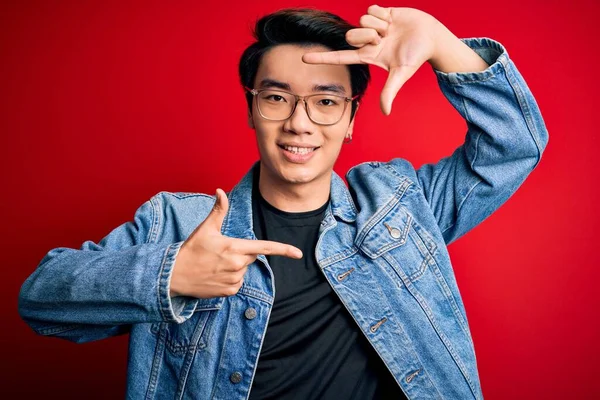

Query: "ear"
left=247, top=109, right=255, bottom=129
left=346, top=102, right=359, bottom=137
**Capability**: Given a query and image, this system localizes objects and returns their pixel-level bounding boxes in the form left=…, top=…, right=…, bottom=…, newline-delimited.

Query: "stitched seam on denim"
left=440, top=69, right=501, bottom=84
left=320, top=260, right=415, bottom=397
left=169, top=243, right=195, bottom=322
left=319, top=246, right=359, bottom=268
left=429, top=255, right=473, bottom=342
left=157, top=244, right=175, bottom=322
left=504, top=60, right=543, bottom=169
left=407, top=229, right=432, bottom=282
left=166, top=340, right=194, bottom=354
left=411, top=223, right=472, bottom=339
left=384, top=163, right=413, bottom=184
left=373, top=213, right=412, bottom=257
left=460, top=37, right=504, bottom=53
left=148, top=196, right=159, bottom=244
left=457, top=180, right=483, bottom=224
left=194, top=304, right=222, bottom=311
left=355, top=178, right=411, bottom=248
left=176, top=348, right=194, bottom=399
left=145, top=322, right=167, bottom=400
left=246, top=291, right=275, bottom=400
left=175, top=311, right=216, bottom=398
left=413, top=219, right=438, bottom=255
left=358, top=194, right=401, bottom=254
left=394, top=258, right=477, bottom=397
left=210, top=301, right=234, bottom=400
left=346, top=160, right=377, bottom=176
left=462, top=93, right=482, bottom=183
left=411, top=257, right=428, bottom=281
left=343, top=181, right=359, bottom=215
left=197, top=310, right=218, bottom=351
left=164, top=314, right=212, bottom=355
left=442, top=98, right=485, bottom=234
left=160, top=191, right=215, bottom=200
left=238, top=285, right=273, bottom=305
left=383, top=255, right=476, bottom=397
left=379, top=253, right=442, bottom=395
left=376, top=257, right=407, bottom=291
left=38, top=324, right=79, bottom=335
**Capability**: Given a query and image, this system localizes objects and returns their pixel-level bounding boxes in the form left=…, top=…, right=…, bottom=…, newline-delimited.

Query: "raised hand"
left=302, top=5, right=441, bottom=116
left=170, top=189, right=303, bottom=299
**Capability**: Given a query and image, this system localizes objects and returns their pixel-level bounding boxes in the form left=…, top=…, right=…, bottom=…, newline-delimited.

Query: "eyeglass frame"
left=244, top=86, right=359, bottom=126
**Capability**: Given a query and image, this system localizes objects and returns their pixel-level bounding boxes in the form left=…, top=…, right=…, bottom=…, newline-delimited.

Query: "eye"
left=265, top=94, right=287, bottom=102
left=317, top=98, right=339, bottom=106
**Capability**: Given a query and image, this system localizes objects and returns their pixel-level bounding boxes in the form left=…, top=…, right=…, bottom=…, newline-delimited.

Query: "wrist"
left=169, top=245, right=188, bottom=298
left=428, top=23, right=489, bottom=73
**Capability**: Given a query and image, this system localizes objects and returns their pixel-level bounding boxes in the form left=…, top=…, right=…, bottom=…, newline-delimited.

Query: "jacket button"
left=230, top=371, right=242, bottom=384
left=384, top=222, right=402, bottom=239
left=390, top=228, right=401, bottom=239
left=244, top=307, right=257, bottom=320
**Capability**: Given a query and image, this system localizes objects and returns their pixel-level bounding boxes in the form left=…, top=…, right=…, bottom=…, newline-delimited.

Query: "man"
left=19, top=5, right=548, bottom=400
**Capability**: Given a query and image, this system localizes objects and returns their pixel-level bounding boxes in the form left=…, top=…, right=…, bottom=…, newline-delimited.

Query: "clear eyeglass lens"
left=257, top=90, right=346, bottom=125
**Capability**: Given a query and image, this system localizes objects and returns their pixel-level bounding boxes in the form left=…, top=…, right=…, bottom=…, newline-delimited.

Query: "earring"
left=344, top=135, right=353, bottom=144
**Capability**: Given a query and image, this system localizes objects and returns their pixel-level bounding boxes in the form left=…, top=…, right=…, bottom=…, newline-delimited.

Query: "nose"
left=283, top=99, right=314, bottom=135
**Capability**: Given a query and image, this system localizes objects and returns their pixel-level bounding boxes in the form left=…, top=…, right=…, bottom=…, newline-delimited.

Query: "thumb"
left=204, top=188, right=229, bottom=232
left=380, top=66, right=413, bottom=116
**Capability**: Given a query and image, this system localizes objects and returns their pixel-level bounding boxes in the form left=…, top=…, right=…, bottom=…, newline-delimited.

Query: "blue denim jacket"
left=19, top=38, right=548, bottom=400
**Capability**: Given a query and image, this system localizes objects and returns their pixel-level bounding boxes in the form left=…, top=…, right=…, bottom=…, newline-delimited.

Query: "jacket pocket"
left=357, top=204, right=434, bottom=282
left=151, top=309, right=217, bottom=355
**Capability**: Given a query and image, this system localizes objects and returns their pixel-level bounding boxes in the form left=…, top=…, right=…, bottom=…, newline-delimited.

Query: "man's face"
left=249, top=44, right=355, bottom=187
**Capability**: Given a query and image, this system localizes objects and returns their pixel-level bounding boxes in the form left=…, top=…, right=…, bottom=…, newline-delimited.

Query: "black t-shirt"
left=248, top=167, right=407, bottom=400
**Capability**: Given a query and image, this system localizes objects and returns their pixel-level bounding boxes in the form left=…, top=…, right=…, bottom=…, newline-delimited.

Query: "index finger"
left=302, top=50, right=363, bottom=65
left=233, top=238, right=303, bottom=259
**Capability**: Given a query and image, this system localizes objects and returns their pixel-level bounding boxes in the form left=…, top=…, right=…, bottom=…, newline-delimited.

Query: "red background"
left=2, top=0, right=598, bottom=398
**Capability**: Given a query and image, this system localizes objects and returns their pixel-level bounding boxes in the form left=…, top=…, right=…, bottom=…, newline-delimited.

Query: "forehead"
left=255, top=44, right=351, bottom=94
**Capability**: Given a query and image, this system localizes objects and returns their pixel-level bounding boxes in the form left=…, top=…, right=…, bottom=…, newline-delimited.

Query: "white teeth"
left=283, top=145, right=315, bottom=154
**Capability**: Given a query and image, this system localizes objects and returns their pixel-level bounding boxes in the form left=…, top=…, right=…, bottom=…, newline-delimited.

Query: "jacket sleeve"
left=416, top=37, right=549, bottom=245
left=18, top=193, right=199, bottom=343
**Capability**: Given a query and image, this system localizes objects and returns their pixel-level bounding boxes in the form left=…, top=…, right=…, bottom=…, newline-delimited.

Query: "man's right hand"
left=169, top=188, right=303, bottom=299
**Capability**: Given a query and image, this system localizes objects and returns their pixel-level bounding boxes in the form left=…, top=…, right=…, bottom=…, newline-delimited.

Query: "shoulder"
left=148, top=190, right=219, bottom=217
left=143, top=191, right=219, bottom=242
left=346, top=158, right=421, bottom=191
left=151, top=190, right=216, bottom=205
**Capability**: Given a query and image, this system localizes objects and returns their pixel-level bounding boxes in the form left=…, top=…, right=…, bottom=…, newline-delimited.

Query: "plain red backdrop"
left=1, top=0, right=598, bottom=398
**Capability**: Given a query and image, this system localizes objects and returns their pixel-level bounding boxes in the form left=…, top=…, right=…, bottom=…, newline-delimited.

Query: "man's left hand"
left=303, top=5, right=448, bottom=116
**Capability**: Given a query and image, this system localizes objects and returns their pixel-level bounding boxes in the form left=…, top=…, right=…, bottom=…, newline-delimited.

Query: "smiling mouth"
left=277, top=144, right=320, bottom=154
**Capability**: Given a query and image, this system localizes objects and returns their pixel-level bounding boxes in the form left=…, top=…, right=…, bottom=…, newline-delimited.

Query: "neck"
left=257, top=162, right=331, bottom=212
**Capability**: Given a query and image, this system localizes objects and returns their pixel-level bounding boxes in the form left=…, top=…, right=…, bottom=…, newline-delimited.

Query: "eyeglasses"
left=244, top=86, right=359, bottom=126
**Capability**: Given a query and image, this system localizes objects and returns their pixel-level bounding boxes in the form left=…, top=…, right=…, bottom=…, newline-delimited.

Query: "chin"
left=278, top=168, right=317, bottom=184
left=260, top=150, right=329, bottom=186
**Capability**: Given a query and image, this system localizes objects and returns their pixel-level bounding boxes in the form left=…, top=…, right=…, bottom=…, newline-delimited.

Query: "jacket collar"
left=221, top=161, right=357, bottom=240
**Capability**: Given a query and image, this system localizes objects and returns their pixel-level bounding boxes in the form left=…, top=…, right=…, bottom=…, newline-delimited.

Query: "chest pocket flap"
left=356, top=204, right=412, bottom=259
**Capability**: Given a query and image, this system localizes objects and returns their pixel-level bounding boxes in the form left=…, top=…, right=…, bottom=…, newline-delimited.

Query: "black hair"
left=239, top=8, right=370, bottom=121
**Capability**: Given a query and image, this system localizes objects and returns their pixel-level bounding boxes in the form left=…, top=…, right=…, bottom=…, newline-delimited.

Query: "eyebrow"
left=258, top=79, right=348, bottom=96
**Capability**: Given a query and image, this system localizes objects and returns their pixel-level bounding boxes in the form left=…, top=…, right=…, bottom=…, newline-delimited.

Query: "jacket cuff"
left=157, top=241, right=198, bottom=323
left=434, top=37, right=510, bottom=84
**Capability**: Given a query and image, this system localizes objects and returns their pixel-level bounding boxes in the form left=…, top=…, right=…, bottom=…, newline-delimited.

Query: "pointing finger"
left=230, top=238, right=303, bottom=259
left=302, top=50, right=363, bottom=65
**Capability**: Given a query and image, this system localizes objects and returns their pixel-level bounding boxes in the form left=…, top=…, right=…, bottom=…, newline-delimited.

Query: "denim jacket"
left=19, top=38, right=548, bottom=400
